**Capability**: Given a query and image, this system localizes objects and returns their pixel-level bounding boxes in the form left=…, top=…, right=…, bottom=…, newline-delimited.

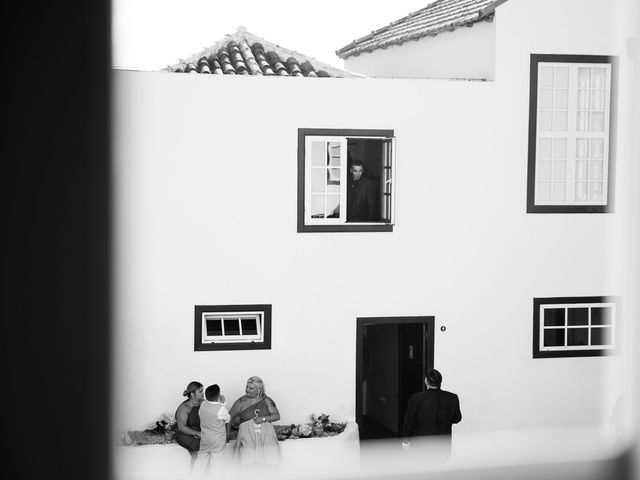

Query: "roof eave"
left=478, top=0, right=509, bottom=18
left=337, top=14, right=495, bottom=60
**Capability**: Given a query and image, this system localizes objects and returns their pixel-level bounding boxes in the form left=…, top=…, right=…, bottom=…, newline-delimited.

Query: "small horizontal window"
left=533, top=296, right=618, bottom=358
left=194, top=305, right=271, bottom=351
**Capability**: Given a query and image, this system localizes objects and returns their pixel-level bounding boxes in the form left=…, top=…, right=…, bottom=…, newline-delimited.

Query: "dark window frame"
left=297, top=128, right=395, bottom=233
left=526, top=54, right=618, bottom=214
left=194, top=304, right=272, bottom=351
left=532, top=296, right=618, bottom=358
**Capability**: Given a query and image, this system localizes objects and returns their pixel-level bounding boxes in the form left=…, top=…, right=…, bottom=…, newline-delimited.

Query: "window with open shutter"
left=298, top=128, right=396, bottom=232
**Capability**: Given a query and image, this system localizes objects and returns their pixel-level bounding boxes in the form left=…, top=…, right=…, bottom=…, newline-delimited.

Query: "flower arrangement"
left=118, top=411, right=347, bottom=445
left=312, top=413, right=330, bottom=429
left=145, top=412, right=176, bottom=435
left=273, top=413, right=346, bottom=441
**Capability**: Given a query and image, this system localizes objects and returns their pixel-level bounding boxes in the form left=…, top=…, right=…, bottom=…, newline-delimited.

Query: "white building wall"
left=112, top=0, right=637, bottom=441
left=343, top=19, right=495, bottom=79
left=113, top=69, right=628, bottom=436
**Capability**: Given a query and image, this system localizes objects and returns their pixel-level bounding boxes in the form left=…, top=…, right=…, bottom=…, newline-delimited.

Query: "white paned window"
left=298, top=129, right=396, bottom=232
left=536, top=63, right=610, bottom=205
left=528, top=55, right=616, bottom=213
left=202, top=311, right=263, bottom=344
left=539, top=303, right=615, bottom=352
left=194, top=304, right=271, bottom=351
left=306, top=136, right=348, bottom=224
left=533, top=297, right=617, bottom=358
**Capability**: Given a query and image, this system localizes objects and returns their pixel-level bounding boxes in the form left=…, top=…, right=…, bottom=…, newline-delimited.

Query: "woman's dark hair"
left=183, top=381, right=203, bottom=398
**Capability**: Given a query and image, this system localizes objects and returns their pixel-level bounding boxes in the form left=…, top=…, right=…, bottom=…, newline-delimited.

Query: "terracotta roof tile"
left=251, top=43, right=275, bottom=75
left=197, top=57, right=211, bottom=74
left=168, top=26, right=360, bottom=78
left=286, top=57, right=303, bottom=77
left=265, top=51, right=289, bottom=76
left=336, top=0, right=508, bottom=59
left=217, top=49, right=237, bottom=75
left=207, top=54, right=224, bottom=75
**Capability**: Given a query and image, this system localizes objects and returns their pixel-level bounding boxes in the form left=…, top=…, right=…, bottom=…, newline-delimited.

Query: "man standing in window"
left=347, top=159, right=376, bottom=222
left=401, top=369, right=462, bottom=461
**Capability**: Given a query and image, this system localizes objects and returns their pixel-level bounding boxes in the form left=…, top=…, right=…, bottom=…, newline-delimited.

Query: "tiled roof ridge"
left=166, top=27, right=360, bottom=78
left=336, top=0, right=508, bottom=59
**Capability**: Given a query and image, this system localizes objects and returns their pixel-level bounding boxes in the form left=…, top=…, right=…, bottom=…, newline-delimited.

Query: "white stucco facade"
left=111, top=0, right=638, bottom=459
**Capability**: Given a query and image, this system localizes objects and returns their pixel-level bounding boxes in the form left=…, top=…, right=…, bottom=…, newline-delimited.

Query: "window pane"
left=537, top=160, right=552, bottom=180
left=591, top=89, right=605, bottom=110
left=544, top=308, right=565, bottom=326
left=567, top=328, right=589, bottom=346
left=577, top=89, right=590, bottom=110
left=327, top=168, right=341, bottom=186
left=591, top=112, right=605, bottom=132
left=578, top=68, right=591, bottom=88
left=206, top=319, right=223, bottom=336
left=241, top=317, right=258, bottom=335
left=540, top=66, right=554, bottom=87
left=576, top=160, right=588, bottom=180
left=592, top=68, right=606, bottom=88
left=544, top=328, right=565, bottom=347
left=536, top=182, right=551, bottom=202
left=576, top=139, right=589, bottom=159
left=589, top=182, right=603, bottom=201
left=590, top=160, right=603, bottom=180
left=310, top=194, right=325, bottom=218
left=577, top=112, right=589, bottom=131
left=311, top=142, right=326, bottom=166
left=552, top=182, right=566, bottom=201
left=555, top=67, right=569, bottom=87
left=224, top=318, right=240, bottom=335
left=327, top=142, right=341, bottom=166
left=553, top=111, right=568, bottom=131
left=591, top=306, right=612, bottom=325
left=591, top=327, right=612, bottom=346
left=326, top=194, right=340, bottom=218
left=310, top=169, right=325, bottom=193
left=538, top=111, right=553, bottom=131
left=568, top=307, right=588, bottom=326
left=537, top=138, right=552, bottom=158
left=553, top=138, right=567, bottom=158
left=575, top=181, right=588, bottom=201
left=326, top=182, right=340, bottom=194
left=539, top=89, right=553, bottom=109
left=553, top=161, right=566, bottom=180
left=590, top=139, right=604, bottom=159
left=554, top=89, right=569, bottom=109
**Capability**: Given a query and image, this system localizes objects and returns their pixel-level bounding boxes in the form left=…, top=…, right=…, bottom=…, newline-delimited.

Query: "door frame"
left=355, top=316, right=435, bottom=431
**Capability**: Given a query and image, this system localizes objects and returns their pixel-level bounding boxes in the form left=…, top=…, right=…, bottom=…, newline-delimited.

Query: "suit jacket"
left=347, top=176, right=376, bottom=222
left=402, top=388, right=462, bottom=439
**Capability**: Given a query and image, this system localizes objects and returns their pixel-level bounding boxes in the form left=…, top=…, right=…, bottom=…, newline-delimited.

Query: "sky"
left=112, top=0, right=431, bottom=71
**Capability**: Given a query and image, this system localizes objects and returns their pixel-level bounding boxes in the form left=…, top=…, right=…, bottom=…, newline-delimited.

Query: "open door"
left=356, top=316, right=434, bottom=440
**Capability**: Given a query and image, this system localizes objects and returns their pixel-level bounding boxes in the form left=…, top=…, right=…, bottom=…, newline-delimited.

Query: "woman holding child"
left=228, top=375, right=281, bottom=467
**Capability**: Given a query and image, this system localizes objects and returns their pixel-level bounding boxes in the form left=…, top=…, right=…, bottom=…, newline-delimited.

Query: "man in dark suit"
left=347, top=159, right=377, bottom=222
left=401, top=369, right=462, bottom=459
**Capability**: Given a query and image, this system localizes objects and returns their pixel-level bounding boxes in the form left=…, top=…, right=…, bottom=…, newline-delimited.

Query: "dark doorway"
left=356, top=317, right=434, bottom=440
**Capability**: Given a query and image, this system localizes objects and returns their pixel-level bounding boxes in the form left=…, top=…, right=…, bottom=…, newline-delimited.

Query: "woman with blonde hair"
left=228, top=376, right=281, bottom=467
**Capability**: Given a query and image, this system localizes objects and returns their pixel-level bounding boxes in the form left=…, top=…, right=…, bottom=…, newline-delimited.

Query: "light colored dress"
left=232, top=396, right=281, bottom=466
